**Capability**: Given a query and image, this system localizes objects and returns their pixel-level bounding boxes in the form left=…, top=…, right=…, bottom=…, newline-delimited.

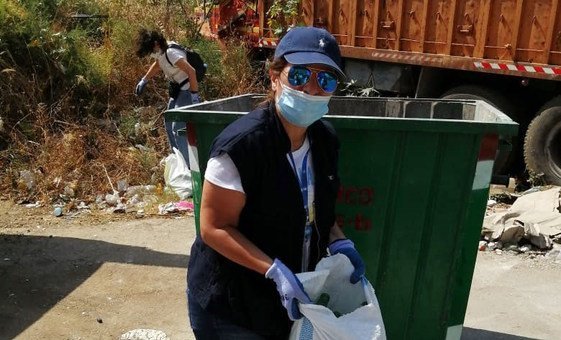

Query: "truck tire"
left=440, top=85, right=516, bottom=175
left=523, top=97, right=561, bottom=185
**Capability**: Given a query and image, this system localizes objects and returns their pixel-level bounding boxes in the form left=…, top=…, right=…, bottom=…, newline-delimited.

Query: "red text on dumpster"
left=336, top=185, right=374, bottom=231
left=336, top=213, right=372, bottom=231
left=337, top=185, right=374, bottom=206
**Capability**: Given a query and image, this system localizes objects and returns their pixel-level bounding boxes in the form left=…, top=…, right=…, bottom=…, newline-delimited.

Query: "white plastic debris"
left=53, top=207, right=63, bottom=217
left=120, top=329, right=168, bottom=340
left=478, top=241, right=487, bottom=251
left=105, top=193, right=120, bottom=206
left=519, top=245, right=531, bottom=253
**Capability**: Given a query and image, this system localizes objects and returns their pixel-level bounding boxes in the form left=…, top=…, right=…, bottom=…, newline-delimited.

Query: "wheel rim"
left=546, top=120, right=561, bottom=177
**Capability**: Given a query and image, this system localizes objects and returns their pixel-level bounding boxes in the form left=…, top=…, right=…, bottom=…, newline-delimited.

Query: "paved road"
left=1, top=214, right=560, bottom=339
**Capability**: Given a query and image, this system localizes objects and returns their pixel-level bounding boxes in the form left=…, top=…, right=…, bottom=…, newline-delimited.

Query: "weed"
left=0, top=0, right=266, bottom=203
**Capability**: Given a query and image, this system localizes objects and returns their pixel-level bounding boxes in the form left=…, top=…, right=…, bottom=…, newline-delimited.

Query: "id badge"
left=301, top=223, right=312, bottom=272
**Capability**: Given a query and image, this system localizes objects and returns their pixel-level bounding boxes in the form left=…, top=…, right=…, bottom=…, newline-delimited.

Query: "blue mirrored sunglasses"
left=287, top=65, right=338, bottom=93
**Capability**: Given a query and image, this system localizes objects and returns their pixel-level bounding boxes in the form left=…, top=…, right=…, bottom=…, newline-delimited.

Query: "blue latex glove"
left=265, top=258, right=311, bottom=320
left=191, top=91, right=201, bottom=104
left=135, top=78, right=148, bottom=96
left=329, top=239, right=365, bottom=284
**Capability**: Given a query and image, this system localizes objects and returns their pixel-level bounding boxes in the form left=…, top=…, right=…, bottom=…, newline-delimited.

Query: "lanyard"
left=288, top=149, right=311, bottom=221
left=289, top=148, right=314, bottom=272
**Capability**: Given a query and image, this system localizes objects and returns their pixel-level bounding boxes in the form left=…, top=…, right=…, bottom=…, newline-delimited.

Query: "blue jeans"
left=166, top=90, right=192, bottom=168
left=188, top=290, right=266, bottom=340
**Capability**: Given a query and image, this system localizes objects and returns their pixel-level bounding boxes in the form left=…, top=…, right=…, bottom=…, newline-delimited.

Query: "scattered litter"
left=487, top=199, right=497, bottom=207
left=158, top=202, right=178, bottom=215
left=482, top=187, right=561, bottom=250
left=53, top=207, right=63, bottom=217
left=163, top=148, right=192, bottom=200
left=77, top=201, right=90, bottom=210
left=157, top=201, right=194, bottom=215
left=175, top=200, right=194, bottom=211
left=120, top=329, right=168, bottom=340
left=125, top=185, right=156, bottom=198
left=105, top=193, right=120, bottom=206
left=117, top=179, right=129, bottom=193
left=478, top=241, right=487, bottom=251
left=24, top=202, right=42, bottom=208
left=112, top=203, right=126, bottom=213
left=518, top=245, right=531, bottom=253
left=135, top=144, right=152, bottom=152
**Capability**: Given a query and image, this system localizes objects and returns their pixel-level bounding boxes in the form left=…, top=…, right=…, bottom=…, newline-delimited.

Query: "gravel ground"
left=1, top=201, right=560, bottom=339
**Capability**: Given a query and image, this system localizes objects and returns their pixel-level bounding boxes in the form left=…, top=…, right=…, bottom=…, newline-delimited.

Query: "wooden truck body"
left=210, top=0, right=561, bottom=185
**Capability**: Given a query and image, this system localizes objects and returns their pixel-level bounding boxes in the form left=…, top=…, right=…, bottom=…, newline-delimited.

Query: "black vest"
left=187, top=103, right=340, bottom=339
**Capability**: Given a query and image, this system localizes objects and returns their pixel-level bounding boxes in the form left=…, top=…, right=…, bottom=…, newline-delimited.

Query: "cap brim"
left=284, top=52, right=346, bottom=79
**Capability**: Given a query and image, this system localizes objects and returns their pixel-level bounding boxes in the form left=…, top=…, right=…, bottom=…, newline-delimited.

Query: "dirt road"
left=1, top=201, right=560, bottom=339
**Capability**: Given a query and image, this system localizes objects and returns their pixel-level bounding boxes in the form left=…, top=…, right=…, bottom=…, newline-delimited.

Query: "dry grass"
left=0, top=0, right=267, bottom=204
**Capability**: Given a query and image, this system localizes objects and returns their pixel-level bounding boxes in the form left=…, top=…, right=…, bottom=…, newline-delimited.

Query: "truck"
left=208, top=0, right=561, bottom=186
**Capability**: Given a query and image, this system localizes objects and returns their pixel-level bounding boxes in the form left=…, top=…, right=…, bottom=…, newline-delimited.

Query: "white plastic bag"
left=290, top=254, right=386, bottom=340
left=163, top=147, right=192, bottom=199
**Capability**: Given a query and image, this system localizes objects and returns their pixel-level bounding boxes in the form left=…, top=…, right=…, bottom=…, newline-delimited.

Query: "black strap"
left=177, top=78, right=189, bottom=87
left=164, top=48, right=174, bottom=67
left=165, top=48, right=189, bottom=87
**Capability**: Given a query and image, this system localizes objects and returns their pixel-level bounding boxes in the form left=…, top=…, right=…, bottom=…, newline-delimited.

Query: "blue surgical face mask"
left=276, top=83, right=331, bottom=128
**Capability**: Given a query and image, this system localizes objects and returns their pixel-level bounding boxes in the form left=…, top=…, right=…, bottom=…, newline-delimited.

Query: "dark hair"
left=259, top=57, right=288, bottom=107
left=135, top=29, right=169, bottom=58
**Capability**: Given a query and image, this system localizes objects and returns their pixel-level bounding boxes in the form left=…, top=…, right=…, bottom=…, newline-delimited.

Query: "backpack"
left=165, top=43, right=207, bottom=82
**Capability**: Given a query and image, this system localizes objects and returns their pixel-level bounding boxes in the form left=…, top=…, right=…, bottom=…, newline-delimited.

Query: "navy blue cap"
left=274, top=27, right=345, bottom=79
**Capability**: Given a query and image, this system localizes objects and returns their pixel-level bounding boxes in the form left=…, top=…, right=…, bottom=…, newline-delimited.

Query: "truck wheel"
left=440, top=86, right=516, bottom=175
left=524, top=99, right=561, bottom=186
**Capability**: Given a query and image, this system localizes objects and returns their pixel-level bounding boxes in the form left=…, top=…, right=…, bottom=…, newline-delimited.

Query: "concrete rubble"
left=481, top=186, right=561, bottom=253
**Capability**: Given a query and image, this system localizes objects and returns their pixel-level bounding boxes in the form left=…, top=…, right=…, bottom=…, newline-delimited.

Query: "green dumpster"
left=166, top=94, right=518, bottom=340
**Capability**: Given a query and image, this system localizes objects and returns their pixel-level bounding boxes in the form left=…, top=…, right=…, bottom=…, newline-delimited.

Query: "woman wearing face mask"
left=187, top=27, right=365, bottom=339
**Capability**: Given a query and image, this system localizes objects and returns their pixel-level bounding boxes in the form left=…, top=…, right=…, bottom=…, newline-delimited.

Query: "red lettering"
left=354, top=214, right=372, bottom=231
left=359, top=188, right=373, bottom=206
left=345, top=186, right=357, bottom=205
left=338, top=185, right=375, bottom=206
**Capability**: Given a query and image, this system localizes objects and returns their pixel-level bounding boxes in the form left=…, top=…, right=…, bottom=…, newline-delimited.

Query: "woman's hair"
left=259, top=57, right=288, bottom=107
left=135, top=29, right=169, bottom=58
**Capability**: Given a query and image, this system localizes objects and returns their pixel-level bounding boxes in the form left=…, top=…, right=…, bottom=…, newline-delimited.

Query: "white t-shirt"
left=205, top=138, right=314, bottom=209
left=155, top=41, right=190, bottom=90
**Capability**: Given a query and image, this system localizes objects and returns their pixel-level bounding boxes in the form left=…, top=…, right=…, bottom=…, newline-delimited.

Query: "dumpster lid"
left=166, top=94, right=518, bottom=136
